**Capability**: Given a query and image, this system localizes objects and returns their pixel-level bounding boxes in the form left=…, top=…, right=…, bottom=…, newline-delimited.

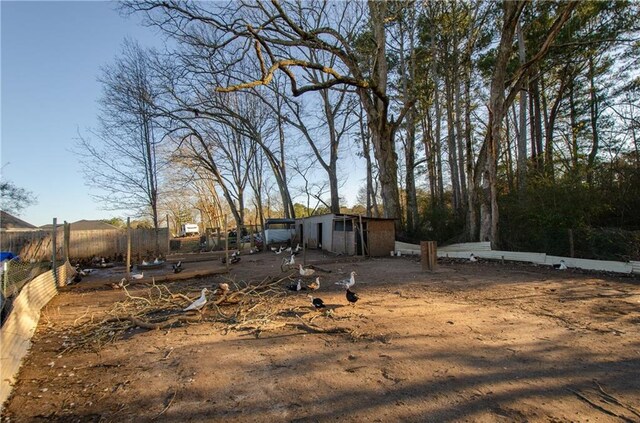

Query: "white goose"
left=335, top=271, right=357, bottom=289
left=183, top=288, right=209, bottom=311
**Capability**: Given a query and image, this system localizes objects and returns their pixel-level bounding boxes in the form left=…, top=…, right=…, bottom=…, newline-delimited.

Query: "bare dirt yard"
left=2, top=250, right=640, bottom=422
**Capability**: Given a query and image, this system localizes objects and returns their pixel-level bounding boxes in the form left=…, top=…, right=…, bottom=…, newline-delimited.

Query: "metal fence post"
left=2, top=260, right=8, bottom=298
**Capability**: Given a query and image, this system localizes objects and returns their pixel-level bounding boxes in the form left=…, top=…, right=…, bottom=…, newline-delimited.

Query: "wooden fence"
left=1, top=228, right=169, bottom=261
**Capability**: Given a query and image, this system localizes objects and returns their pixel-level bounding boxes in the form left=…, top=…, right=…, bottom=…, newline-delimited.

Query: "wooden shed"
left=295, top=214, right=395, bottom=257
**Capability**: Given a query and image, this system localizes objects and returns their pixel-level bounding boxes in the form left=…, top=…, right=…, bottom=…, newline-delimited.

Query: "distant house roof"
left=40, top=219, right=120, bottom=231
left=0, top=210, right=37, bottom=230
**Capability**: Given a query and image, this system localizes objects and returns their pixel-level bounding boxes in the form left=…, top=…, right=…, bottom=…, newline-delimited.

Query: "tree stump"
left=421, top=241, right=437, bottom=271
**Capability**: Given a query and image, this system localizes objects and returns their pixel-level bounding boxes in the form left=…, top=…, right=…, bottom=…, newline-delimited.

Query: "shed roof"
left=297, top=213, right=396, bottom=221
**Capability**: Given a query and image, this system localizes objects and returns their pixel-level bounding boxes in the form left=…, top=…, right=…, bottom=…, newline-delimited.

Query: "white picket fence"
left=394, top=241, right=638, bottom=275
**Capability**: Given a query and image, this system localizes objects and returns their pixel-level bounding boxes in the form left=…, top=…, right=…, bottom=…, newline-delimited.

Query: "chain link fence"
left=2, top=258, right=53, bottom=299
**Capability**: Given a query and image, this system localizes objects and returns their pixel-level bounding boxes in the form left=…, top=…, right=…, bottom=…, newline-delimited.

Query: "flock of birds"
left=180, top=244, right=362, bottom=314
left=286, top=269, right=360, bottom=310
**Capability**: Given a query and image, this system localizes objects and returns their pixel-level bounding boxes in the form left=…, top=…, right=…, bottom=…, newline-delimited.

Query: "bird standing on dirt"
left=131, top=272, right=144, bottom=280
left=469, top=253, right=478, bottom=262
left=346, top=289, right=359, bottom=305
left=183, top=288, right=209, bottom=311
left=283, top=254, right=295, bottom=266
left=287, top=279, right=302, bottom=292
left=172, top=261, right=183, bottom=273
left=111, top=278, right=128, bottom=289
left=308, top=294, right=326, bottom=309
left=306, top=277, right=320, bottom=291
left=299, top=264, right=315, bottom=277
left=221, top=251, right=241, bottom=264
left=335, top=271, right=357, bottom=289
left=553, top=260, right=567, bottom=270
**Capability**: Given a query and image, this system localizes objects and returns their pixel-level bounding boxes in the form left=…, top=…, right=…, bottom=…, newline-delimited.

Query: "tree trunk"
left=445, top=76, right=462, bottom=211
left=530, top=72, right=545, bottom=171
left=569, top=81, right=580, bottom=171
left=478, top=1, right=525, bottom=246
left=464, top=73, right=477, bottom=241
left=587, top=56, right=600, bottom=185
left=359, top=107, right=376, bottom=217
left=516, top=20, right=528, bottom=194
left=357, top=1, right=402, bottom=226
left=430, top=22, right=444, bottom=207
left=399, top=9, right=418, bottom=233
left=422, top=113, right=437, bottom=209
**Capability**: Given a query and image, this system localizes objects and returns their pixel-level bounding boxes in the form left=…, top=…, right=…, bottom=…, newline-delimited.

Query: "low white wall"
left=394, top=241, right=637, bottom=275
left=0, top=262, right=71, bottom=410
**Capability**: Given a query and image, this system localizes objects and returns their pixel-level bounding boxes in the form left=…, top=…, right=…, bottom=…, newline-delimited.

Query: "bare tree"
left=0, top=177, right=36, bottom=215
left=75, top=39, right=164, bottom=253
left=126, top=0, right=415, bottom=227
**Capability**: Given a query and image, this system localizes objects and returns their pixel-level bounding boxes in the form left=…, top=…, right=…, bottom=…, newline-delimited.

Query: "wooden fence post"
left=568, top=228, right=575, bottom=258
left=359, top=215, right=366, bottom=257
left=63, top=221, right=70, bottom=263
left=126, top=218, right=131, bottom=279
left=224, top=217, right=229, bottom=271
left=420, top=241, right=437, bottom=272
left=51, top=218, right=58, bottom=284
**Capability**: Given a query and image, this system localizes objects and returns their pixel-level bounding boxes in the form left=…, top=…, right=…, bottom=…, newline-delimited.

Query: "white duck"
left=553, top=260, right=567, bottom=270
left=469, top=253, right=478, bottom=262
left=299, top=264, right=315, bottom=277
left=283, top=254, right=295, bottom=266
left=335, top=271, right=357, bottom=289
left=131, top=272, right=144, bottom=280
left=183, top=288, right=209, bottom=311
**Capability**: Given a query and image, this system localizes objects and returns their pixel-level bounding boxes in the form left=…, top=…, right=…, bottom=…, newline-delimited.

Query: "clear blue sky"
left=1, top=1, right=162, bottom=226
left=1, top=1, right=367, bottom=228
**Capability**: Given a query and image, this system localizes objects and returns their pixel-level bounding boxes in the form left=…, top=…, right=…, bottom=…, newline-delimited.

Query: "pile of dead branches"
left=53, top=273, right=373, bottom=354
left=57, top=276, right=291, bottom=353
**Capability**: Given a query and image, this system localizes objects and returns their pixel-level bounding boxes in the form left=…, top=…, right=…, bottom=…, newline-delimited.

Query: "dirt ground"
left=2, top=250, right=640, bottom=422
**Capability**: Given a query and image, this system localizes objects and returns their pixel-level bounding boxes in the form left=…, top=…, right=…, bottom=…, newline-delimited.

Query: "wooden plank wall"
left=1, top=229, right=169, bottom=261
left=0, top=262, right=72, bottom=410
left=367, top=220, right=395, bottom=257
